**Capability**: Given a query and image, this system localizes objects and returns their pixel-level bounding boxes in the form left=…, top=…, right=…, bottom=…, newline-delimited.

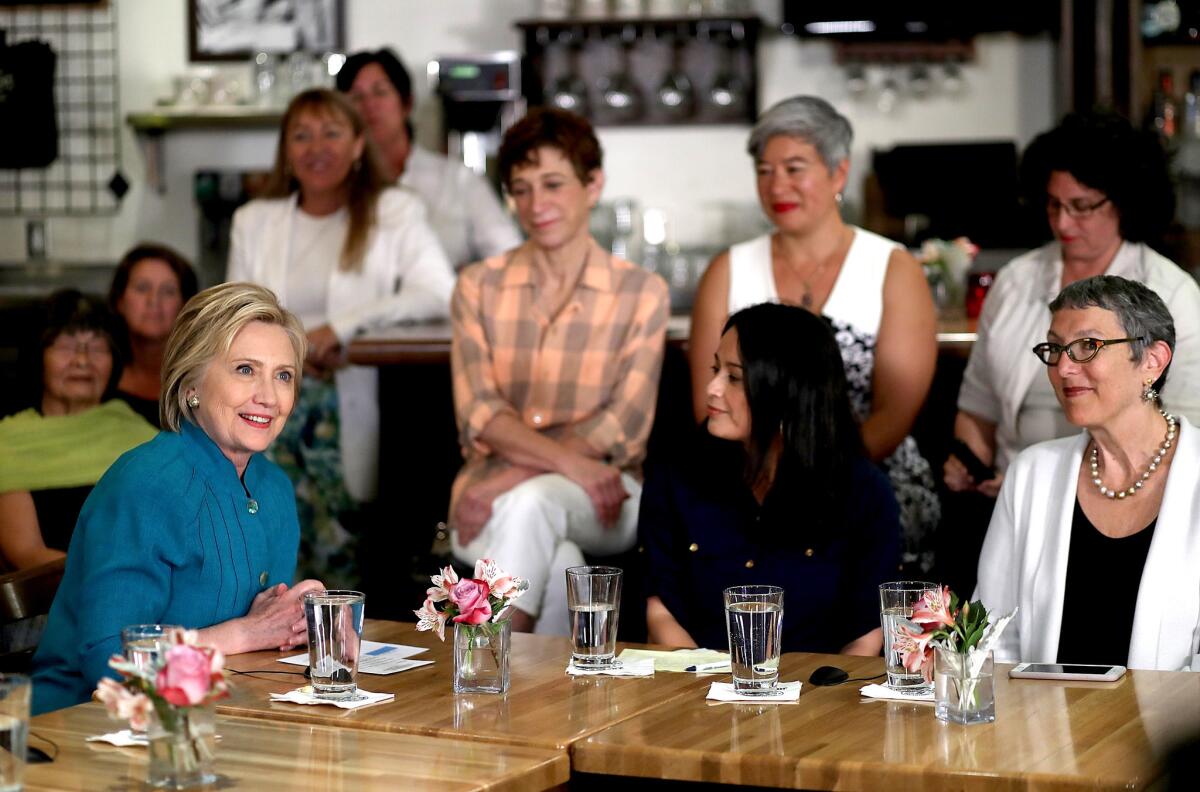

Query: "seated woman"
left=688, top=96, right=938, bottom=571
left=107, top=242, right=199, bottom=427
left=229, top=88, right=455, bottom=587
left=976, top=275, right=1200, bottom=671
left=32, top=282, right=324, bottom=713
left=450, top=107, right=669, bottom=635
left=337, top=48, right=522, bottom=268
left=942, top=110, right=1200, bottom=595
left=640, top=303, right=901, bottom=654
left=0, top=291, right=156, bottom=571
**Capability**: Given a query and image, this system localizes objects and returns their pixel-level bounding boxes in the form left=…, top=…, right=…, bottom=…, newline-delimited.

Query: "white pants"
left=451, top=473, right=640, bottom=635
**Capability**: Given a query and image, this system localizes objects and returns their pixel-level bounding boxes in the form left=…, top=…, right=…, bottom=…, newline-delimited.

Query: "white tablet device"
left=1008, top=662, right=1126, bottom=682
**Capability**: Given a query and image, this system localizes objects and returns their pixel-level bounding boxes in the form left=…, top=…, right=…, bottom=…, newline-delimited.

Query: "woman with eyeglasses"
left=0, top=291, right=156, bottom=571
left=976, top=275, right=1200, bottom=671
left=939, top=110, right=1200, bottom=595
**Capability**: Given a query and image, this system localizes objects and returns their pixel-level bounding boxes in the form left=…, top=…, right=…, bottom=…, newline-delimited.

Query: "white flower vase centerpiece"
left=893, top=586, right=1015, bottom=726
left=415, top=558, right=528, bottom=695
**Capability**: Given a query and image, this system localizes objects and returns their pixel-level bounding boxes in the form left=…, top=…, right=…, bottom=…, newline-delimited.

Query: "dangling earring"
left=835, top=192, right=844, bottom=205
left=187, top=393, right=200, bottom=409
left=1142, top=378, right=1159, bottom=403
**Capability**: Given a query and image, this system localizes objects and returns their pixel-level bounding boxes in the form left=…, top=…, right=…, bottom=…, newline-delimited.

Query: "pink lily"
left=474, top=558, right=522, bottom=599
left=911, top=586, right=956, bottom=629
left=413, top=596, right=448, bottom=641
left=427, top=565, right=460, bottom=603
left=893, top=623, right=937, bottom=679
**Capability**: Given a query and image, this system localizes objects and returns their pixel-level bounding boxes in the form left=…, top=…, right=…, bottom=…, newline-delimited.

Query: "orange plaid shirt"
left=450, top=238, right=669, bottom=510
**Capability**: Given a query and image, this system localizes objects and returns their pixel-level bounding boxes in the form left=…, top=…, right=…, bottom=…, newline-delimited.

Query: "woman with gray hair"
left=32, top=282, right=325, bottom=713
left=689, top=95, right=939, bottom=569
left=976, top=275, right=1200, bottom=671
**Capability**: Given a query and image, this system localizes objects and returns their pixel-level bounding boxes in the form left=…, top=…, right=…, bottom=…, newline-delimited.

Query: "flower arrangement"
left=917, top=236, right=980, bottom=310
left=414, top=558, right=528, bottom=640
left=893, top=586, right=1013, bottom=681
left=894, top=587, right=1015, bottom=722
left=415, top=559, right=528, bottom=693
left=96, top=629, right=227, bottom=785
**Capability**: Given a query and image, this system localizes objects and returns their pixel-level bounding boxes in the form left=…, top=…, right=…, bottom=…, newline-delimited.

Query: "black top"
left=30, top=486, right=93, bottom=552
left=637, top=430, right=902, bottom=654
left=1057, top=499, right=1156, bottom=667
left=115, top=390, right=160, bottom=429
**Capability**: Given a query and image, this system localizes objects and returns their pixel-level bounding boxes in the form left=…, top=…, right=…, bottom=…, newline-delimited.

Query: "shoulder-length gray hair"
left=160, top=282, right=307, bottom=431
left=746, top=96, right=853, bottom=171
left=1049, top=274, right=1176, bottom=396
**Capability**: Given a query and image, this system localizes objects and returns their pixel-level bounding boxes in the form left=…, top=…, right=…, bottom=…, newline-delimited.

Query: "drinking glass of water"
left=121, top=624, right=181, bottom=676
left=565, top=566, right=622, bottom=668
left=724, top=585, right=783, bottom=694
left=0, top=674, right=29, bottom=792
left=304, top=590, right=365, bottom=700
left=879, top=580, right=939, bottom=692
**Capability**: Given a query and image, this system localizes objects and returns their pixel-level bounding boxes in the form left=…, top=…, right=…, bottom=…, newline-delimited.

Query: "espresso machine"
left=430, top=52, right=524, bottom=191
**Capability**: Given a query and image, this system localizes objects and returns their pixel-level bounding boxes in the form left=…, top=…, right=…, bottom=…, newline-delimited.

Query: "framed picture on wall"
left=188, top=0, right=344, bottom=62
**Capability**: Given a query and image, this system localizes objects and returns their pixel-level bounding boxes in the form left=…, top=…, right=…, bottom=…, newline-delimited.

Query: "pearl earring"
left=1142, top=378, right=1159, bottom=403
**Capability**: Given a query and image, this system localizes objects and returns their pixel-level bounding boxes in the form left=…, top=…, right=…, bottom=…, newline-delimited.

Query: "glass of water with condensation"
left=565, top=567, right=622, bottom=668
left=304, top=590, right=365, bottom=699
left=879, top=581, right=939, bottom=692
left=121, top=624, right=181, bottom=676
left=724, top=585, right=783, bottom=694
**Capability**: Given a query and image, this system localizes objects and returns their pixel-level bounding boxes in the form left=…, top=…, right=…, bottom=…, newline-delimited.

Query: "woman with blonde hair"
left=229, top=88, right=454, bottom=586
left=33, top=282, right=324, bottom=713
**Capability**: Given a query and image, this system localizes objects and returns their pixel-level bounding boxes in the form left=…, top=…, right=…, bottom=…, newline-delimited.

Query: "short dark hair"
left=25, top=289, right=127, bottom=410
left=108, top=242, right=199, bottom=314
left=1020, top=110, right=1174, bottom=244
left=1049, top=274, right=1176, bottom=397
left=336, top=48, right=413, bottom=105
left=498, top=107, right=603, bottom=188
left=722, top=303, right=864, bottom=536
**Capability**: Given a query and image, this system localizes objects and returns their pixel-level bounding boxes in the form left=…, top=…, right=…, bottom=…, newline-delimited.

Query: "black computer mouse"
left=808, top=665, right=850, bottom=686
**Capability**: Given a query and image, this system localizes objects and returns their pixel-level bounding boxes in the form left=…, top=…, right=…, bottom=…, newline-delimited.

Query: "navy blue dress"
left=638, top=432, right=902, bottom=653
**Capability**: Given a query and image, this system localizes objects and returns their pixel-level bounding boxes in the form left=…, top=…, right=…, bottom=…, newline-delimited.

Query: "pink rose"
left=155, top=644, right=216, bottom=707
left=449, top=578, right=492, bottom=625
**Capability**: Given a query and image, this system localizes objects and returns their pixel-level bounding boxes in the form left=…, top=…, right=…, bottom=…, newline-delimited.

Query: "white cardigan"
left=958, top=241, right=1200, bottom=470
left=975, top=416, right=1200, bottom=671
left=228, top=188, right=455, bottom=502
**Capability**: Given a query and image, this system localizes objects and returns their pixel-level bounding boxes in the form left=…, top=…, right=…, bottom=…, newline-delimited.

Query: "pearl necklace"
left=1089, top=411, right=1177, bottom=499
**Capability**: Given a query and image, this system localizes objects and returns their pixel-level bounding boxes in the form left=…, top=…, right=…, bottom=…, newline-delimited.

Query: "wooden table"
left=25, top=702, right=568, bottom=791
left=218, top=620, right=711, bottom=751
left=573, top=652, right=1200, bottom=791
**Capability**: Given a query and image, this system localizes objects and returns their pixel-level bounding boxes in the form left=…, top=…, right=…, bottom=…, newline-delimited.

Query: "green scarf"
left=0, top=400, right=158, bottom=493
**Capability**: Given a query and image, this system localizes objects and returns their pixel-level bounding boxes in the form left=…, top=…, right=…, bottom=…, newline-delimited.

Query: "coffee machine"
left=430, top=52, right=524, bottom=190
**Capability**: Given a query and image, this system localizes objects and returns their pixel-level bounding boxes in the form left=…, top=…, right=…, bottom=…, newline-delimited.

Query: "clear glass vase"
left=146, top=702, right=218, bottom=788
left=453, top=620, right=511, bottom=694
left=934, top=647, right=995, bottom=725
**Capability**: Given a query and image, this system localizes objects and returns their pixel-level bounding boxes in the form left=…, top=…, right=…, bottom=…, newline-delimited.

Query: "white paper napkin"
left=566, top=658, right=655, bottom=677
left=269, top=686, right=394, bottom=710
left=706, top=681, right=801, bottom=702
left=86, top=730, right=149, bottom=747
left=859, top=683, right=935, bottom=702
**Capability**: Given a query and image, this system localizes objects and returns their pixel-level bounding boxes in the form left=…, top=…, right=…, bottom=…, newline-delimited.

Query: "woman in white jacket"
left=976, top=275, right=1200, bottom=671
left=228, top=88, right=455, bottom=586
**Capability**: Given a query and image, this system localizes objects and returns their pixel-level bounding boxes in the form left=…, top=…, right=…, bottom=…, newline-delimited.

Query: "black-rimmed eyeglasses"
left=1046, top=196, right=1110, bottom=219
left=1031, top=336, right=1144, bottom=365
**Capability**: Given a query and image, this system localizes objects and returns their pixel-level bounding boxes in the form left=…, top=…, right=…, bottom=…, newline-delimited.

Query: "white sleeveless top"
left=727, top=227, right=896, bottom=338
left=724, top=226, right=940, bottom=571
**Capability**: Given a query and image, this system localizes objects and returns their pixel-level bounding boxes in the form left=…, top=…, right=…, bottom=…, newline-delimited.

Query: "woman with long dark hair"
left=640, top=302, right=900, bottom=654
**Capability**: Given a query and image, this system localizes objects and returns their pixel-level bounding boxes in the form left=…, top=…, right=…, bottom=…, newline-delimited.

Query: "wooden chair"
left=0, top=557, right=65, bottom=672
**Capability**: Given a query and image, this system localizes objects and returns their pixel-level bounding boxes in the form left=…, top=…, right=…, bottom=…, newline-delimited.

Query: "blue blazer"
left=32, top=421, right=299, bottom=714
